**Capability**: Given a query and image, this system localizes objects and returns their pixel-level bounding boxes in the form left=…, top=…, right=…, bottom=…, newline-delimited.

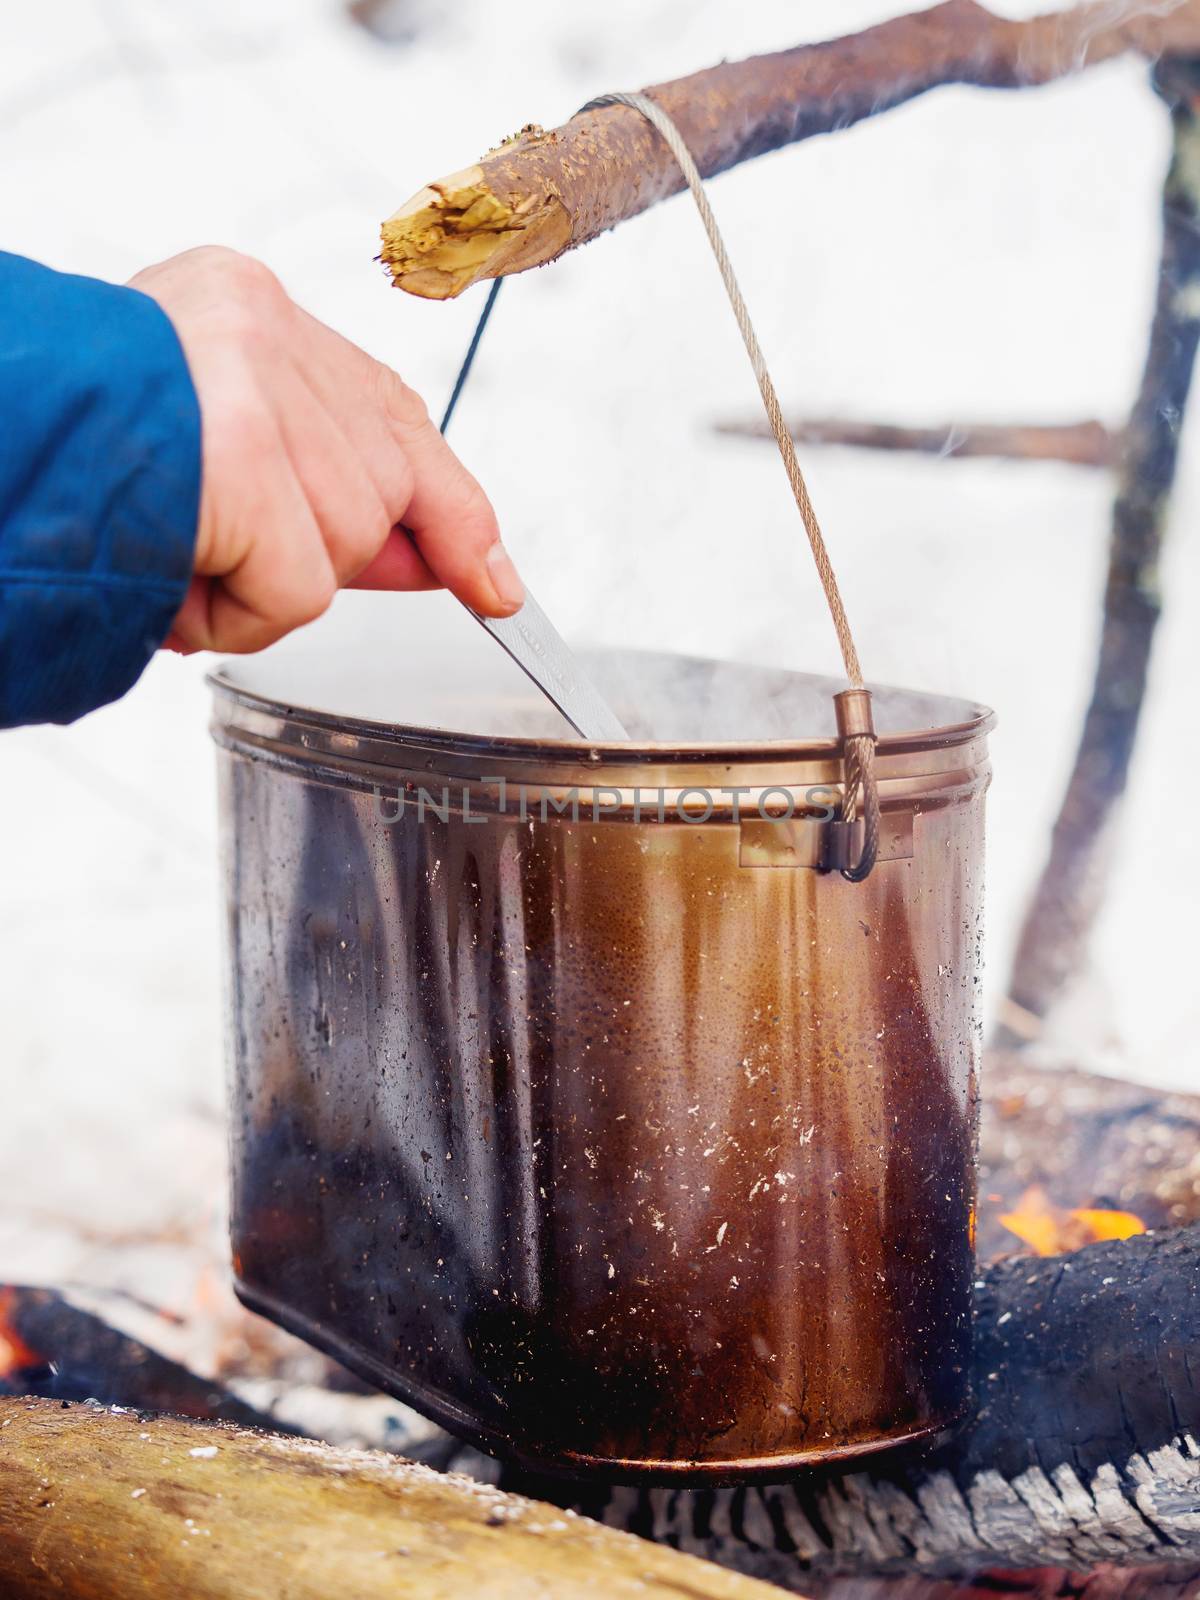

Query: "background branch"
left=998, top=54, right=1200, bottom=1046
left=712, top=418, right=1120, bottom=468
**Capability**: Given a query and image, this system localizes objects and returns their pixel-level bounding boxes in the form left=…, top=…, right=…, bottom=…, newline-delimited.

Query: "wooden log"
left=712, top=418, right=1120, bottom=469
left=999, top=55, right=1200, bottom=1045
left=379, top=0, right=1200, bottom=299
left=0, top=1396, right=790, bottom=1600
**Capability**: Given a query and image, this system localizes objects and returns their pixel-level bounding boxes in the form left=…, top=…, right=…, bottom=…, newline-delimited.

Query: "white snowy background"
left=1, top=0, right=1196, bottom=1345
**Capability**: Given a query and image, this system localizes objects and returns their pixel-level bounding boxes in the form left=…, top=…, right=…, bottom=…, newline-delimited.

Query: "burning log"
left=812, top=1565, right=1200, bottom=1600
left=711, top=419, right=1120, bottom=469
left=0, top=1287, right=277, bottom=1430
left=379, top=0, right=1200, bottom=299
left=497, top=1059, right=1200, bottom=1582
left=0, top=1284, right=466, bottom=1464
left=0, top=1397, right=788, bottom=1600
left=510, top=1223, right=1200, bottom=1585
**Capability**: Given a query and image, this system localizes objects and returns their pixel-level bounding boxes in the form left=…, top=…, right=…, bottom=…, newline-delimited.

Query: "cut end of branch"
left=380, top=163, right=571, bottom=299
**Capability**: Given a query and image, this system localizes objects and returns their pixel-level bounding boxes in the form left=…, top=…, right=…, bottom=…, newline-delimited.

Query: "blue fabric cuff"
left=0, top=251, right=201, bottom=727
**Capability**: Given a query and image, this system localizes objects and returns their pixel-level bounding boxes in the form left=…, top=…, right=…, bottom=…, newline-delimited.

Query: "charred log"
left=380, top=0, right=1200, bottom=299
left=0, top=1397, right=787, bottom=1600
left=810, top=1564, right=1200, bottom=1600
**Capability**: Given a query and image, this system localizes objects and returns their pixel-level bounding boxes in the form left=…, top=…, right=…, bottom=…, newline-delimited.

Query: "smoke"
left=1002, top=0, right=1195, bottom=79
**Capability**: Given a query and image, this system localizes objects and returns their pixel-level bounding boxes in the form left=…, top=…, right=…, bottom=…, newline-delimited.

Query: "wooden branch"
left=380, top=0, right=1200, bottom=299
left=0, top=1398, right=789, bottom=1600
left=712, top=417, right=1120, bottom=468
left=999, top=56, right=1200, bottom=1045
left=511, top=1224, right=1200, bottom=1584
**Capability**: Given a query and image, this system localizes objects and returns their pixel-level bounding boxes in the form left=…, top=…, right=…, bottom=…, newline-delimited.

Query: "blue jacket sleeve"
left=0, top=252, right=201, bottom=728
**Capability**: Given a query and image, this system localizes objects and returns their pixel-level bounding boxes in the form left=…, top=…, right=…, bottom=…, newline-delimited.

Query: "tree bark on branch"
left=380, top=0, right=1200, bottom=300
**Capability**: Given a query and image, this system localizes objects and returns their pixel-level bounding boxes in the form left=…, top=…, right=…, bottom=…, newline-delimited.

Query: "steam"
left=224, top=589, right=979, bottom=745
left=1011, top=0, right=1194, bottom=79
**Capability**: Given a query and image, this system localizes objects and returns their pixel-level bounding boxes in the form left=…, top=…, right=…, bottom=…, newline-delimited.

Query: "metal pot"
left=211, top=616, right=992, bottom=1484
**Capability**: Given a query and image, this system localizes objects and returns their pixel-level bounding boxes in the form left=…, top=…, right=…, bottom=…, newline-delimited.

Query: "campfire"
left=4, top=1054, right=1199, bottom=1600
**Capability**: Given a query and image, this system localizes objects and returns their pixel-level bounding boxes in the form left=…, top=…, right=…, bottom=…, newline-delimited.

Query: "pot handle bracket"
left=828, top=689, right=880, bottom=881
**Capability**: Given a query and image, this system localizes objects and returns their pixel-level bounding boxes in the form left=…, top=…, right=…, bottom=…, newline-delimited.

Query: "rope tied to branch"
left=443, top=92, right=879, bottom=879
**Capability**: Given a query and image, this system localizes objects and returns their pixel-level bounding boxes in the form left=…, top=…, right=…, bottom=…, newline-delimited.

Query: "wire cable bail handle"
left=581, top=91, right=878, bottom=880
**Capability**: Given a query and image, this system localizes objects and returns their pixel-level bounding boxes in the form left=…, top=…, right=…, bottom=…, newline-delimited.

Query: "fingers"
left=292, top=307, right=524, bottom=617
left=266, top=352, right=401, bottom=586
left=382, top=382, right=523, bottom=617
left=267, top=352, right=499, bottom=606
left=349, top=528, right=440, bottom=592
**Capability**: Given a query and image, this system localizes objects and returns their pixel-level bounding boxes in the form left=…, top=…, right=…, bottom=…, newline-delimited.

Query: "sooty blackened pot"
left=211, top=614, right=992, bottom=1484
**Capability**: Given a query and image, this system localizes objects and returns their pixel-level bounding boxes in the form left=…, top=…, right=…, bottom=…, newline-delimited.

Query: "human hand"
left=130, top=246, right=522, bottom=653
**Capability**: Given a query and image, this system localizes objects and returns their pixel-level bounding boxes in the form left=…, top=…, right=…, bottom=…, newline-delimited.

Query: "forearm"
left=0, top=251, right=201, bottom=728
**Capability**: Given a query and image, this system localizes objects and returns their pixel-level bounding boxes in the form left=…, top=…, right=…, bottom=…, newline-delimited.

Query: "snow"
left=1, top=0, right=1197, bottom=1327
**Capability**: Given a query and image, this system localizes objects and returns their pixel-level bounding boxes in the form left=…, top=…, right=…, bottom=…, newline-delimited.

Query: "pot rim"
left=207, top=665, right=996, bottom=766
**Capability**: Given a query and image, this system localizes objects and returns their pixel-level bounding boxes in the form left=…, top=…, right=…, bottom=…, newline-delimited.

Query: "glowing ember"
left=0, top=1288, right=43, bottom=1378
left=998, top=1185, right=1147, bottom=1257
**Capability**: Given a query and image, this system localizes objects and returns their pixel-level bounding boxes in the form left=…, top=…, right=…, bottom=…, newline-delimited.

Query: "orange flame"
left=0, top=1288, right=43, bottom=1378
left=998, top=1186, right=1146, bottom=1257
left=1070, top=1207, right=1148, bottom=1243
